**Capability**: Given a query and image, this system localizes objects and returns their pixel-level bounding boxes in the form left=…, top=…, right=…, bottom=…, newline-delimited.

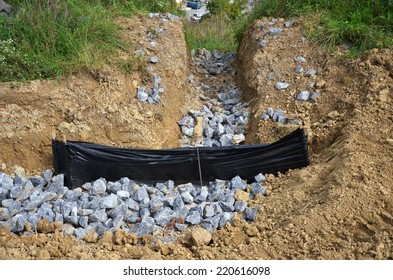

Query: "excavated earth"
left=0, top=15, right=392, bottom=260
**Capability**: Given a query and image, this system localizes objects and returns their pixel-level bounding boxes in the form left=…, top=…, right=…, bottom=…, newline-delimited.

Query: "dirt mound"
left=1, top=16, right=392, bottom=260
left=0, top=15, right=191, bottom=175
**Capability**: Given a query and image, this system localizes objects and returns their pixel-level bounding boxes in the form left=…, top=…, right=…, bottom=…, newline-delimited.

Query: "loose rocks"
left=0, top=170, right=268, bottom=238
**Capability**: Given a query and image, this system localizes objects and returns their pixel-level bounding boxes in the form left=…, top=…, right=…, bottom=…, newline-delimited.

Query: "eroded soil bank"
left=1, top=16, right=392, bottom=260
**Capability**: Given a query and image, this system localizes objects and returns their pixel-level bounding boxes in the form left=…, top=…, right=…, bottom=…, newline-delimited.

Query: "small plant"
left=154, top=111, right=164, bottom=121
left=0, top=39, right=41, bottom=82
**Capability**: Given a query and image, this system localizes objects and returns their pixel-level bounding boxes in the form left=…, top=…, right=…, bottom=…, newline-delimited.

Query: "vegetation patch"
left=247, top=0, right=393, bottom=55
left=0, top=0, right=178, bottom=82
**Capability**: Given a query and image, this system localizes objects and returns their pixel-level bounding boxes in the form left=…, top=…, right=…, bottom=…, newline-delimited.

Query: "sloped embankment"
left=236, top=17, right=393, bottom=259
left=0, top=15, right=191, bottom=174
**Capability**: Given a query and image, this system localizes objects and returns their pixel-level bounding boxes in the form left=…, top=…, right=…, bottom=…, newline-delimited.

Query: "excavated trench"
left=0, top=14, right=392, bottom=260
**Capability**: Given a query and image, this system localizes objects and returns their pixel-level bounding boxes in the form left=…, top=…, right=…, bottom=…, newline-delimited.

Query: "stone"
left=277, top=115, right=287, bottom=124
left=219, top=134, right=233, bottom=146
left=272, top=109, right=284, bottom=122
left=295, top=66, right=304, bottom=73
left=234, top=201, right=247, bottom=212
left=275, top=82, right=289, bottom=90
left=47, top=177, right=66, bottom=195
left=295, top=56, right=306, bottom=63
left=79, top=216, right=89, bottom=228
left=81, top=182, right=92, bottom=191
left=268, top=74, right=275, bottom=80
left=219, top=212, right=234, bottom=228
left=204, top=215, right=221, bottom=229
left=244, top=207, right=258, bottom=221
left=203, top=204, right=215, bottom=218
left=89, top=209, right=107, bottom=223
left=116, top=190, right=130, bottom=199
left=55, top=213, right=64, bottom=224
left=216, top=123, right=225, bottom=136
left=232, top=134, right=245, bottom=144
left=172, top=196, right=184, bottom=212
left=112, top=215, right=123, bottom=230
left=10, top=184, right=22, bottom=199
left=7, top=200, right=21, bottom=214
left=149, top=56, right=158, bottom=64
left=181, top=191, right=193, bottom=204
left=133, top=49, right=145, bottom=56
left=265, top=107, right=274, bottom=118
left=310, top=91, right=320, bottom=101
left=99, top=194, right=118, bottom=209
left=0, top=208, right=10, bottom=221
left=304, top=69, right=317, bottom=77
left=131, top=222, right=154, bottom=236
left=40, top=170, right=53, bottom=184
left=284, top=20, right=295, bottom=27
left=177, top=116, right=194, bottom=127
left=259, top=40, right=268, bottom=48
left=107, top=181, right=122, bottom=193
left=1, top=198, right=14, bottom=208
left=149, top=196, right=163, bottom=214
left=154, top=207, right=176, bottom=227
left=90, top=179, right=106, bottom=195
left=255, top=173, right=266, bottom=183
left=59, top=201, right=76, bottom=217
left=220, top=200, right=235, bottom=212
left=125, top=198, right=140, bottom=211
left=186, top=211, right=201, bottom=225
left=64, top=190, right=81, bottom=201
left=191, top=227, right=212, bottom=246
left=24, top=192, right=56, bottom=211
left=204, top=127, right=214, bottom=138
left=297, top=91, right=310, bottom=101
left=234, top=189, right=249, bottom=202
left=261, top=113, right=270, bottom=121
left=63, top=224, right=75, bottom=236
left=268, top=27, right=282, bottom=35
left=74, top=228, right=87, bottom=239
left=137, top=87, right=148, bottom=102
left=107, top=204, right=128, bottom=219
left=174, top=223, right=187, bottom=231
left=0, top=187, right=8, bottom=201
left=195, top=187, right=208, bottom=203
left=250, top=183, right=267, bottom=196
left=14, top=214, right=27, bottom=232
left=28, top=176, right=44, bottom=187
left=181, top=126, right=194, bottom=137
left=132, top=187, right=149, bottom=203
left=139, top=207, right=151, bottom=220
left=64, top=216, right=79, bottom=227
left=230, top=176, right=247, bottom=190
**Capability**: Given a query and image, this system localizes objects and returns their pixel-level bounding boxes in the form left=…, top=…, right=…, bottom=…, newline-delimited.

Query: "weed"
left=184, top=14, right=238, bottom=52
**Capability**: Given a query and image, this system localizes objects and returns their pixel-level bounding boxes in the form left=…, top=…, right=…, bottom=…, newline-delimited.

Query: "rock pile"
left=178, top=49, right=250, bottom=147
left=0, top=171, right=266, bottom=239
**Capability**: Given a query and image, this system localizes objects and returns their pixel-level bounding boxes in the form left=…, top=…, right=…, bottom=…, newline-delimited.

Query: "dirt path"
left=1, top=16, right=392, bottom=260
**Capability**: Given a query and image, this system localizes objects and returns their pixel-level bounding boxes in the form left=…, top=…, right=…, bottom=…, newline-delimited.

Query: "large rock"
left=191, top=227, right=212, bottom=246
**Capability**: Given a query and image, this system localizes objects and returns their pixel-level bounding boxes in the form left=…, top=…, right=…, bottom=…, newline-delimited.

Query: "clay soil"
left=0, top=16, right=392, bottom=260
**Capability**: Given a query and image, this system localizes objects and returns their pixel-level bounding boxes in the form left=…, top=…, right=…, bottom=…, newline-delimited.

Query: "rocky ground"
left=0, top=15, right=392, bottom=260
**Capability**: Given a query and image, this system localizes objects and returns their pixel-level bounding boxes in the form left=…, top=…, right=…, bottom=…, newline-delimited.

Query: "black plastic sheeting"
left=52, top=128, right=309, bottom=189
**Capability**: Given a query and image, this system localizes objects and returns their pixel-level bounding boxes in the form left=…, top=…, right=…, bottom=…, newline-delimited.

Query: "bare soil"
left=0, top=16, right=392, bottom=260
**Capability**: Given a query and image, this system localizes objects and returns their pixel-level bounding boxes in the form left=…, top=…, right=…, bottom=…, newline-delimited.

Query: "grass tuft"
left=184, top=14, right=238, bottom=52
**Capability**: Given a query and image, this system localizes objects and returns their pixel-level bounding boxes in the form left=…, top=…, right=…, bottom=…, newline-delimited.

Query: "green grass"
left=0, top=0, right=178, bottom=82
left=184, top=14, right=239, bottom=52
left=243, top=0, right=393, bottom=55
